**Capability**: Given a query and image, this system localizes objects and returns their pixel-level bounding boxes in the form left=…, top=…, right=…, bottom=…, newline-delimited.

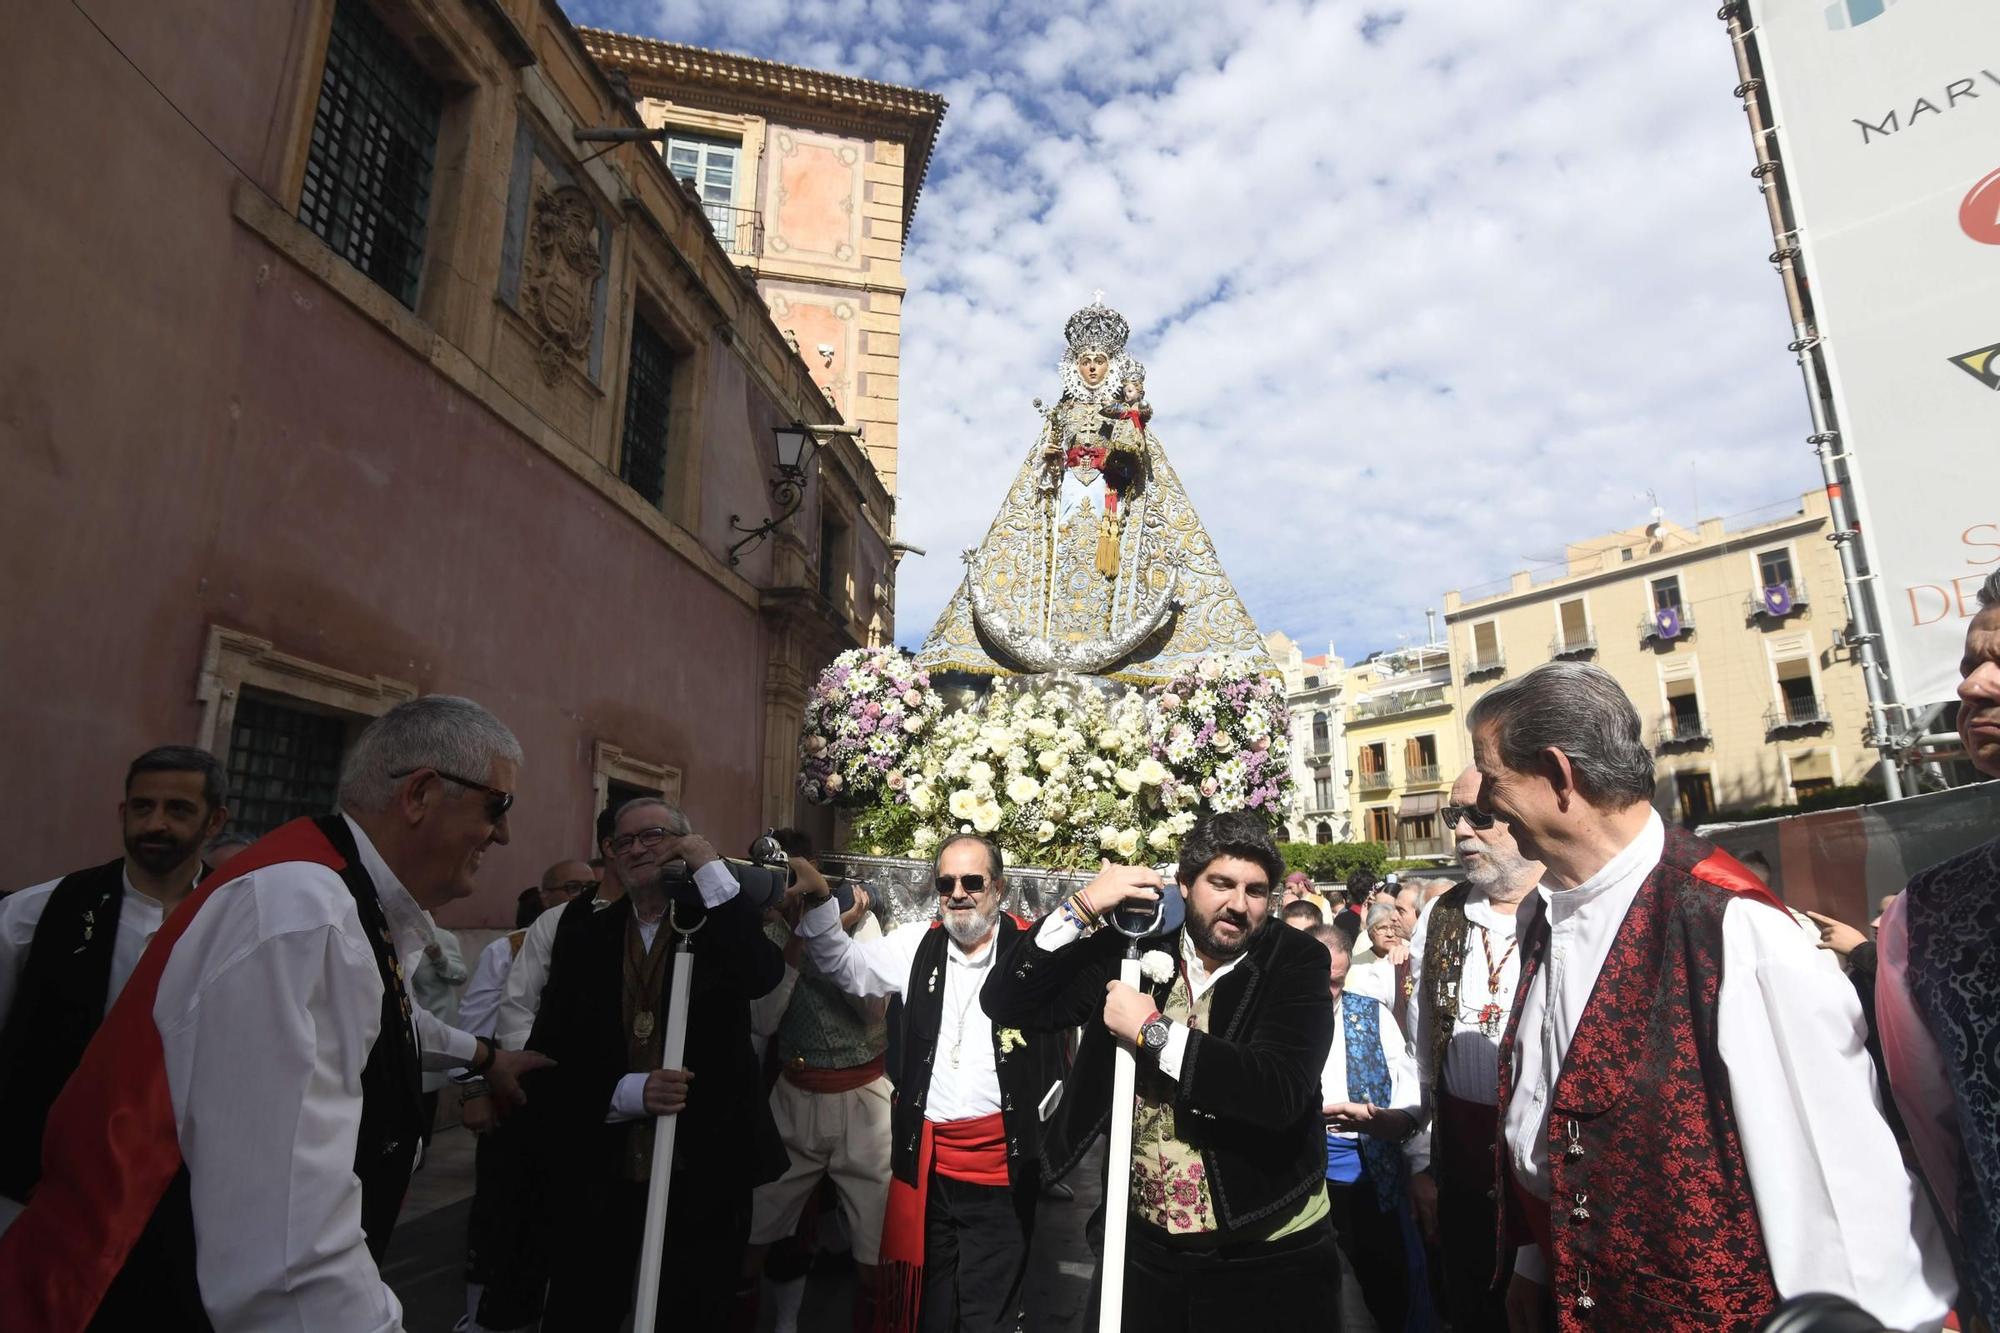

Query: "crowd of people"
left=0, top=577, right=1997, bottom=1333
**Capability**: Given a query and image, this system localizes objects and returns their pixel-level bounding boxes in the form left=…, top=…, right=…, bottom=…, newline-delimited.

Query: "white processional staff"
left=1098, top=877, right=1170, bottom=1333
left=633, top=903, right=704, bottom=1333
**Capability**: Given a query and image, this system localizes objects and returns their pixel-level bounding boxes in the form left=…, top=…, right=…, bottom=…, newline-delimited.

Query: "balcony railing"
left=699, top=200, right=762, bottom=258
left=1549, top=633, right=1598, bottom=659
left=1405, top=763, right=1443, bottom=786
left=1350, top=685, right=1450, bottom=721
left=1746, top=579, right=1810, bottom=623
left=1465, top=651, right=1506, bottom=679
left=1765, top=699, right=1830, bottom=733
left=1394, top=834, right=1452, bottom=859
left=1657, top=712, right=1710, bottom=746
left=1640, top=608, right=1696, bottom=645
left=1358, top=770, right=1394, bottom=792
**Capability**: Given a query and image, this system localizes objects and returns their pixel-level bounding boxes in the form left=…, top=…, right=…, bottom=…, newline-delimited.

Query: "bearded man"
left=1403, top=765, right=1541, bottom=1333
left=980, top=811, right=1338, bottom=1331
left=1474, top=662, right=1952, bottom=1331
left=790, top=834, right=1065, bottom=1333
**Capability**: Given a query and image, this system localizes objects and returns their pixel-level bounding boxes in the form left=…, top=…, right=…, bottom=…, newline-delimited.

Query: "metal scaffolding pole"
left=1720, top=2, right=1903, bottom=800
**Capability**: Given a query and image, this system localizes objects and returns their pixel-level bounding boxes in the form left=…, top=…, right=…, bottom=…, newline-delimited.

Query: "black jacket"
left=980, top=915, right=1333, bottom=1236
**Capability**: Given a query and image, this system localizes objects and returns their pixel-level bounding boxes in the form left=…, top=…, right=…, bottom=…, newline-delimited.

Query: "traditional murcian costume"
left=0, top=815, right=474, bottom=1331
left=510, top=864, right=787, bottom=1333
left=794, top=901, right=1065, bottom=1333
left=1322, top=988, right=1427, bottom=1333
left=1878, top=835, right=2000, bottom=1326
left=1497, top=813, right=1955, bottom=1331
left=1406, top=882, right=1524, bottom=1332
left=981, top=909, right=1338, bottom=1332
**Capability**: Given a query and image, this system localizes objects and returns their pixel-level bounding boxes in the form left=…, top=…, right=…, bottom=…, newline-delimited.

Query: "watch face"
left=1141, top=1021, right=1169, bottom=1053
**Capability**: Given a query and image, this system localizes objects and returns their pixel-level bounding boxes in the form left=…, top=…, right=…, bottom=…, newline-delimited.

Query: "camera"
left=656, top=831, right=800, bottom=914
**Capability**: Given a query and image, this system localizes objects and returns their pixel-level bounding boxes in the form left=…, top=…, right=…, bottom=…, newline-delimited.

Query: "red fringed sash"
left=875, top=1111, right=1007, bottom=1333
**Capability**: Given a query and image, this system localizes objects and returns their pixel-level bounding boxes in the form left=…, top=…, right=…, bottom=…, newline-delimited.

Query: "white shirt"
left=0, top=864, right=179, bottom=1038
left=1344, top=946, right=1398, bottom=1008
left=1321, top=992, right=1422, bottom=1159
left=796, top=899, right=1002, bottom=1123
left=1503, top=811, right=1955, bottom=1328
left=498, top=865, right=740, bottom=1123
left=1404, top=891, right=1522, bottom=1110
left=457, top=935, right=516, bottom=1041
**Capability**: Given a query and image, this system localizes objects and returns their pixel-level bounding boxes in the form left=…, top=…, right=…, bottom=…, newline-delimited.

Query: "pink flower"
left=1200, top=777, right=1218, bottom=797
left=864, top=701, right=883, bottom=719
left=886, top=770, right=906, bottom=790
left=1159, top=692, right=1180, bottom=710
left=1172, top=1180, right=1198, bottom=1206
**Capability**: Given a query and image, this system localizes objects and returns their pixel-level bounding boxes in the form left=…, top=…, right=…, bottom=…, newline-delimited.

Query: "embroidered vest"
left=764, top=919, right=889, bottom=1071
left=1903, top=835, right=2000, bottom=1318
left=1340, top=992, right=1403, bottom=1211
left=1420, top=883, right=1475, bottom=1110
left=0, top=858, right=128, bottom=1200
left=1495, top=827, right=1779, bottom=1330
left=1130, top=970, right=1219, bottom=1234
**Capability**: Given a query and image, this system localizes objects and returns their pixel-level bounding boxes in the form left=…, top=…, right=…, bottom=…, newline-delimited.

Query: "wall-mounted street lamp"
left=727, top=421, right=861, bottom=566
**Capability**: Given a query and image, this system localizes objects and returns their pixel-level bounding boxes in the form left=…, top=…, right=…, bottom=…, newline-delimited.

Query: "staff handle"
left=632, top=934, right=694, bottom=1333
left=1097, top=951, right=1143, bottom=1333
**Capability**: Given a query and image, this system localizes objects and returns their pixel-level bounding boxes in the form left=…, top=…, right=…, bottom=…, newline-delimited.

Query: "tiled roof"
left=576, top=27, right=947, bottom=233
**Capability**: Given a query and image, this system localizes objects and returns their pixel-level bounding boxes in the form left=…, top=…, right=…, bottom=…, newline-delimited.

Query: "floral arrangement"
left=823, top=656, right=1293, bottom=870
left=797, top=648, right=943, bottom=808
left=1145, top=656, right=1291, bottom=817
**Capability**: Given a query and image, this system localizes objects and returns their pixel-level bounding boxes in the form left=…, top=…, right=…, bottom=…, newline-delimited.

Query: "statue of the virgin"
left=917, top=296, right=1268, bottom=685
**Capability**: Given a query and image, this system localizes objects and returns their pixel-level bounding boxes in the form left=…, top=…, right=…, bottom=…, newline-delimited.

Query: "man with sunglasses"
left=1401, top=767, right=1541, bottom=1333
left=487, top=797, right=790, bottom=1333
left=0, top=696, right=551, bottom=1332
left=788, top=833, right=1066, bottom=1333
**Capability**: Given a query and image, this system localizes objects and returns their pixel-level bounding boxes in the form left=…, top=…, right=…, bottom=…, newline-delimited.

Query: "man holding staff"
left=980, top=811, right=1337, bottom=1330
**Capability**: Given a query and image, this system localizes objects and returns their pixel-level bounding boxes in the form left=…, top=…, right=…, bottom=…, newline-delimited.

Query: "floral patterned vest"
left=1131, top=969, right=1218, bottom=1234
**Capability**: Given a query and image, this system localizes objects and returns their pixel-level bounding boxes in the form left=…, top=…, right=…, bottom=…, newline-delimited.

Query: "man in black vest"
left=790, top=833, right=1066, bottom=1333
left=1404, top=765, right=1540, bottom=1333
left=0, top=696, right=549, bottom=1332
left=980, top=811, right=1339, bottom=1332
left=0, top=745, right=229, bottom=1216
left=508, top=796, right=790, bottom=1333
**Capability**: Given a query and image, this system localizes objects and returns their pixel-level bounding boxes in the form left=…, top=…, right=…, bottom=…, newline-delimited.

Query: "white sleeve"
left=1379, top=1001, right=1430, bottom=1172
left=794, top=899, right=915, bottom=999
left=1513, top=1243, right=1547, bottom=1284
left=1155, top=1021, right=1192, bottom=1080
left=497, top=904, right=563, bottom=1051
left=606, top=1072, right=650, bottom=1123
left=412, top=1002, right=477, bottom=1071
left=455, top=940, right=511, bottom=1041
left=1718, top=899, right=1956, bottom=1331
left=1404, top=901, right=1433, bottom=1110
left=167, top=924, right=403, bottom=1332
left=0, top=883, right=57, bottom=1040
left=1036, top=911, right=1084, bottom=951
left=693, top=860, right=739, bottom=908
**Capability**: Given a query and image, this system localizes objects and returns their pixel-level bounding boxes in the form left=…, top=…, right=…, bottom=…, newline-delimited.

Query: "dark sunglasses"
left=1441, top=803, right=1495, bottom=831
left=608, top=826, right=672, bottom=856
left=935, top=874, right=989, bottom=896
left=392, top=768, right=514, bottom=822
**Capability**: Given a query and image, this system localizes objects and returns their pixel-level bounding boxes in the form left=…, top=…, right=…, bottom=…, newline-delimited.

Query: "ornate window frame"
left=193, top=625, right=417, bottom=755
left=591, top=741, right=684, bottom=817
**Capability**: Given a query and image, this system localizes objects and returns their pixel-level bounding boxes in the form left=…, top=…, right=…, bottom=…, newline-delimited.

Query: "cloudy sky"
left=574, top=0, right=1821, bottom=663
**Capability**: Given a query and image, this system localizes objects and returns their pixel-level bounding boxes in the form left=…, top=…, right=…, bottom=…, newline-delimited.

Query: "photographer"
left=488, top=798, right=790, bottom=1333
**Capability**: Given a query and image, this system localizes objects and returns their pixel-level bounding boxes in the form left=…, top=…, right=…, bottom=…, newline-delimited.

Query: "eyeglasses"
left=392, top=768, right=514, bottom=823
left=1441, top=803, right=1496, bottom=831
left=935, top=874, right=989, bottom=896
left=545, top=880, right=595, bottom=897
left=608, top=826, right=673, bottom=856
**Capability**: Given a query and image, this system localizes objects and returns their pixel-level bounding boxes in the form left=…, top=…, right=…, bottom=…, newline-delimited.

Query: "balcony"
left=1358, top=770, right=1394, bottom=792
left=1350, top=685, right=1450, bottom=721
left=1464, top=651, right=1506, bottom=680
left=1764, top=699, right=1830, bottom=734
left=1549, top=633, right=1597, bottom=659
left=1405, top=763, right=1443, bottom=786
left=1657, top=712, right=1710, bottom=747
left=1394, top=834, right=1452, bottom=859
left=1640, top=608, right=1696, bottom=646
left=1746, top=579, right=1810, bottom=624
left=699, top=201, right=762, bottom=259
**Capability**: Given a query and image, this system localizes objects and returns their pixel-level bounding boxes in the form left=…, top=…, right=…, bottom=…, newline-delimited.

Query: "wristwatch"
left=1137, top=1012, right=1171, bottom=1059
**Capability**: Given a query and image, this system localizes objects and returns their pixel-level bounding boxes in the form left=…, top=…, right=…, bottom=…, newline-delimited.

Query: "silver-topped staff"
left=632, top=901, right=702, bottom=1333
left=1098, top=872, right=1173, bottom=1333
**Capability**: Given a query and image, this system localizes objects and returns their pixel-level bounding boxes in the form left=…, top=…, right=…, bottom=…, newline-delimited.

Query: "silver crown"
left=1064, top=297, right=1130, bottom=357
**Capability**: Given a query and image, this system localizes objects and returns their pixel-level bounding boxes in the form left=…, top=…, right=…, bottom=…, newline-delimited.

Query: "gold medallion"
left=634, top=1012, right=656, bottom=1040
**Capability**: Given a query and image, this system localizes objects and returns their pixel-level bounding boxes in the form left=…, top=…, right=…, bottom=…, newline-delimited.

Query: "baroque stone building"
left=0, top=0, right=937, bottom=927
left=1264, top=632, right=1351, bottom=844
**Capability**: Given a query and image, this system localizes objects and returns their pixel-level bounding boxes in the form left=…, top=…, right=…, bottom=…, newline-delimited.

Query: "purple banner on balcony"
left=1654, top=606, right=1682, bottom=640
left=1762, top=584, right=1794, bottom=617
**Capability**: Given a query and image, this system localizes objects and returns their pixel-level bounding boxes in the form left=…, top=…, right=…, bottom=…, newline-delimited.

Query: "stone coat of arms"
left=521, top=184, right=602, bottom=385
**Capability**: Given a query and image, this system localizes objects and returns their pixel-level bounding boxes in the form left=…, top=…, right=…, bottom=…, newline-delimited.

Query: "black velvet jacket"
left=980, top=915, right=1334, bottom=1237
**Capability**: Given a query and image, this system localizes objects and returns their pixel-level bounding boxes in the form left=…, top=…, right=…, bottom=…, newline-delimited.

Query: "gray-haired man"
left=1474, top=662, right=1950, bottom=1330
left=0, top=696, right=548, bottom=1332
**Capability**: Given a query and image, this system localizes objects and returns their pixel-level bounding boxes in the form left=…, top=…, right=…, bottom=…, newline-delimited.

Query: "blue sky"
left=569, top=0, right=1821, bottom=663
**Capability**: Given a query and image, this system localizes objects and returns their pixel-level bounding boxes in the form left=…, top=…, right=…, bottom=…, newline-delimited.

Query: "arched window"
left=1315, top=822, right=1333, bottom=845
left=1312, top=711, right=1330, bottom=752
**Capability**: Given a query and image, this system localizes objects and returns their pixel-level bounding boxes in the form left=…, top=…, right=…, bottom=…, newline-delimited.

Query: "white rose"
left=1211, top=731, right=1236, bottom=753
left=904, top=688, right=923, bottom=707
left=907, top=783, right=934, bottom=813
left=973, top=801, right=1003, bottom=833
left=805, top=735, right=828, bottom=756
left=1007, top=774, right=1042, bottom=803
left=968, top=761, right=995, bottom=785
left=1036, top=820, right=1057, bottom=843
left=1135, top=757, right=1168, bottom=786
left=1037, top=749, right=1062, bottom=773
left=911, top=826, right=938, bottom=851
left=1099, top=826, right=1120, bottom=850
left=1198, top=658, right=1222, bottom=680
left=1114, top=827, right=1141, bottom=859
left=824, top=772, right=845, bottom=793
left=1148, top=825, right=1174, bottom=850
left=1158, top=692, right=1180, bottom=710
left=903, top=715, right=926, bottom=734
left=1115, top=768, right=1143, bottom=795
left=948, top=789, right=980, bottom=820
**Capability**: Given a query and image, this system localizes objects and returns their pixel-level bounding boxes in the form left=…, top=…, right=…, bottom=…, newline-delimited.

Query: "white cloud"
left=575, top=0, right=1818, bottom=660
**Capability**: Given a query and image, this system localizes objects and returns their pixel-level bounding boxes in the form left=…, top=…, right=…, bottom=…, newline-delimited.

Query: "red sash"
left=0, top=820, right=342, bottom=1332
left=876, top=1111, right=1006, bottom=1333
left=783, top=1054, right=888, bottom=1094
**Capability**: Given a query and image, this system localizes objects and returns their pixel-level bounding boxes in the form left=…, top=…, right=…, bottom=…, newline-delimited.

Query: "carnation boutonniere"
left=1139, top=950, right=1175, bottom=986
left=999, top=1028, right=1027, bottom=1054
